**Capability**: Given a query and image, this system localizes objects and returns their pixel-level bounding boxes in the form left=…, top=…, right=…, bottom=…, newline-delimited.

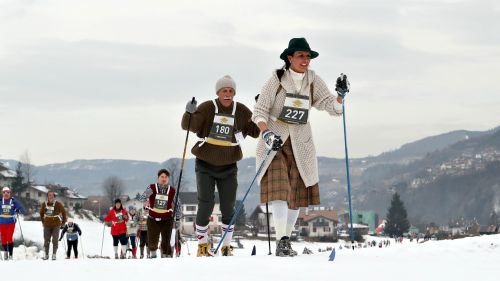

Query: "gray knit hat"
left=215, top=75, right=236, bottom=94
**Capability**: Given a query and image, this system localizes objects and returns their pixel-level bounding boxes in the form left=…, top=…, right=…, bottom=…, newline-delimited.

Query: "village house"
left=21, top=184, right=87, bottom=211
left=178, top=192, right=222, bottom=236
left=248, top=204, right=276, bottom=238
left=297, top=208, right=338, bottom=240
left=0, top=163, right=15, bottom=187
left=249, top=205, right=339, bottom=240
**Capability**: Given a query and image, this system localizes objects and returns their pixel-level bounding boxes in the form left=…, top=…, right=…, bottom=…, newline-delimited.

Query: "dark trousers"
left=67, top=240, right=78, bottom=258
left=128, top=235, right=137, bottom=248
left=112, top=234, right=127, bottom=246
left=139, top=230, right=148, bottom=248
left=147, top=218, right=173, bottom=256
left=43, top=227, right=60, bottom=255
left=195, top=158, right=238, bottom=226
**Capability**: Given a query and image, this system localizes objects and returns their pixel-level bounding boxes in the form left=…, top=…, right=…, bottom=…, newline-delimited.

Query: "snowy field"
left=4, top=218, right=500, bottom=280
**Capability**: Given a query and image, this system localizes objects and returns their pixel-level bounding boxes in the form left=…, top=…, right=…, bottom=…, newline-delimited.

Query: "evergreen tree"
left=11, top=162, right=28, bottom=197
left=384, top=192, right=410, bottom=237
left=234, top=200, right=247, bottom=230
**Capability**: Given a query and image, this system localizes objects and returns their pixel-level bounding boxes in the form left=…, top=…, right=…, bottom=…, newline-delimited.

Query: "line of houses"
left=8, top=163, right=497, bottom=239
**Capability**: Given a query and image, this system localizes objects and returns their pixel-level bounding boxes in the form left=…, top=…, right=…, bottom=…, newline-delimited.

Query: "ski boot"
left=114, top=253, right=119, bottom=259
left=42, top=252, right=49, bottom=260
left=150, top=251, right=157, bottom=258
left=52, top=255, right=57, bottom=260
left=284, top=238, right=298, bottom=257
left=3, top=252, right=8, bottom=260
left=197, top=243, right=210, bottom=257
left=275, top=237, right=290, bottom=257
left=221, top=246, right=233, bottom=256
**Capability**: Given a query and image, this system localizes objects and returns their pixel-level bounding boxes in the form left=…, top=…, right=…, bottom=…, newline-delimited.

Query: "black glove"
left=262, top=130, right=283, bottom=151
left=185, top=98, right=197, bottom=114
left=335, top=73, right=350, bottom=97
left=59, top=237, right=62, bottom=241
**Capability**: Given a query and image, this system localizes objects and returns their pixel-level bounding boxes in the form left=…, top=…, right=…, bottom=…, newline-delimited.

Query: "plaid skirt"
left=260, top=138, right=320, bottom=210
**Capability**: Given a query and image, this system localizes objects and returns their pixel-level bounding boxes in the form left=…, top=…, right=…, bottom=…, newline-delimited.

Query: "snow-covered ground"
left=5, top=217, right=500, bottom=280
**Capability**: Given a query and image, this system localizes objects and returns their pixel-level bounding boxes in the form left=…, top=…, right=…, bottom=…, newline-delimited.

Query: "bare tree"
left=164, top=159, right=189, bottom=189
left=103, top=176, right=125, bottom=204
left=19, top=151, right=36, bottom=185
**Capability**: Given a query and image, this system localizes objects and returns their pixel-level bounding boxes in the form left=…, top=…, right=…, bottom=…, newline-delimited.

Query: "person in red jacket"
left=104, top=198, right=129, bottom=259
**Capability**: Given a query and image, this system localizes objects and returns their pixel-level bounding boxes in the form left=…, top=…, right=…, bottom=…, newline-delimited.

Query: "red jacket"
left=104, top=208, right=128, bottom=236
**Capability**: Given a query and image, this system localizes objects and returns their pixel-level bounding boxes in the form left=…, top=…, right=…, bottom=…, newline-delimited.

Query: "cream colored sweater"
left=252, top=69, right=343, bottom=187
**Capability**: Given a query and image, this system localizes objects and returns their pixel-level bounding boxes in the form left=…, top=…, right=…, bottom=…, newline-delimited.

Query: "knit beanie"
left=215, top=75, right=236, bottom=94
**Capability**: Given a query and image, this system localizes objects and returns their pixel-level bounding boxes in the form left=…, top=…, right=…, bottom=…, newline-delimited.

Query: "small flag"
left=328, top=248, right=336, bottom=261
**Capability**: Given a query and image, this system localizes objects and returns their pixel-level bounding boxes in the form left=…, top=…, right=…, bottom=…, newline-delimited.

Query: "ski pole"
left=336, top=73, right=355, bottom=244
left=80, top=236, right=85, bottom=259
left=63, top=238, right=67, bottom=254
left=16, top=213, right=28, bottom=259
left=100, top=223, right=106, bottom=257
left=265, top=202, right=272, bottom=255
left=213, top=148, right=273, bottom=255
left=171, top=97, right=196, bottom=252
left=185, top=240, right=191, bottom=256
left=342, top=99, right=355, bottom=243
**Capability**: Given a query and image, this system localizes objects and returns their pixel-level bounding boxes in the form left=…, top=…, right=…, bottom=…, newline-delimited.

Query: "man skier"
left=40, top=191, right=67, bottom=260
left=139, top=169, right=181, bottom=258
left=181, top=75, right=260, bottom=256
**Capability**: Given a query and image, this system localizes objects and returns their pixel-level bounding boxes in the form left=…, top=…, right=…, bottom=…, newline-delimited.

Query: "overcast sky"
left=1, top=0, right=499, bottom=165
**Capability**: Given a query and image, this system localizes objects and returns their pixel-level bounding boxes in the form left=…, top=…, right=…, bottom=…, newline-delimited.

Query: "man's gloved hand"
left=262, top=130, right=283, bottom=151
left=185, top=98, right=198, bottom=114
left=175, top=220, right=181, bottom=229
left=335, top=73, right=350, bottom=97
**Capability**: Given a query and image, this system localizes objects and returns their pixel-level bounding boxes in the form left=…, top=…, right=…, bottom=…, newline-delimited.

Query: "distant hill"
left=366, top=126, right=500, bottom=164
left=351, top=129, right=500, bottom=224
left=2, top=126, right=499, bottom=224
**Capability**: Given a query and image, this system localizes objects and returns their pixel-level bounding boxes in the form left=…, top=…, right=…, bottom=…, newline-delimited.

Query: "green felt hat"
left=280, top=38, right=319, bottom=60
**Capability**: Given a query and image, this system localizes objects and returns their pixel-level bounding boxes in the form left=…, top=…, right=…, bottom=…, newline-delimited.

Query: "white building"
left=21, top=184, right=87, bottom=210
left=249, top=204, right=276, bottom=237
left=297, top=209, right=338, bottom=239
left=179, top=192, right=221, bottom=236
left=0, top=164, right=16, bottom=187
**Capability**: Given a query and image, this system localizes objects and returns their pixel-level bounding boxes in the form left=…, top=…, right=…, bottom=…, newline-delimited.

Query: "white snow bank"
left=4, top=218, right=500, bottom=281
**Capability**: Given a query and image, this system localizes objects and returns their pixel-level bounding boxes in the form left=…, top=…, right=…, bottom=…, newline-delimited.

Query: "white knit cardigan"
left=252, top=69, right=343, bottom=187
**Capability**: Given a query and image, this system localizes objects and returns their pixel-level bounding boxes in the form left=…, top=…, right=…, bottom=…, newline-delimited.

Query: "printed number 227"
left=285, top=109, right=304, bottom=120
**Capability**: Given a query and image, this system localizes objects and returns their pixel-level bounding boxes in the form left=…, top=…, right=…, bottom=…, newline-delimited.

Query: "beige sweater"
left=252, top=69, right=343, bottom=187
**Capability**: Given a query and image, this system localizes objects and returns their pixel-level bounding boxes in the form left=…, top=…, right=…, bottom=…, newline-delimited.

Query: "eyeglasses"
left=2, top=191, right=10, bottom=194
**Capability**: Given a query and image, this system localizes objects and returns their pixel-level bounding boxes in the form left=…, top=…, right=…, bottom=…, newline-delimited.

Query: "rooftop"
left=299, top=209, right=338, bottom=223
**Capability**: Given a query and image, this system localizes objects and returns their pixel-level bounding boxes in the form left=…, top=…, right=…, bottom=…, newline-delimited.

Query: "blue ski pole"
left=336, top=73, right=355, bottom=243
left=213, top=148, right=273, bottom=255
left=342, top=99, right=355, bottom=243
